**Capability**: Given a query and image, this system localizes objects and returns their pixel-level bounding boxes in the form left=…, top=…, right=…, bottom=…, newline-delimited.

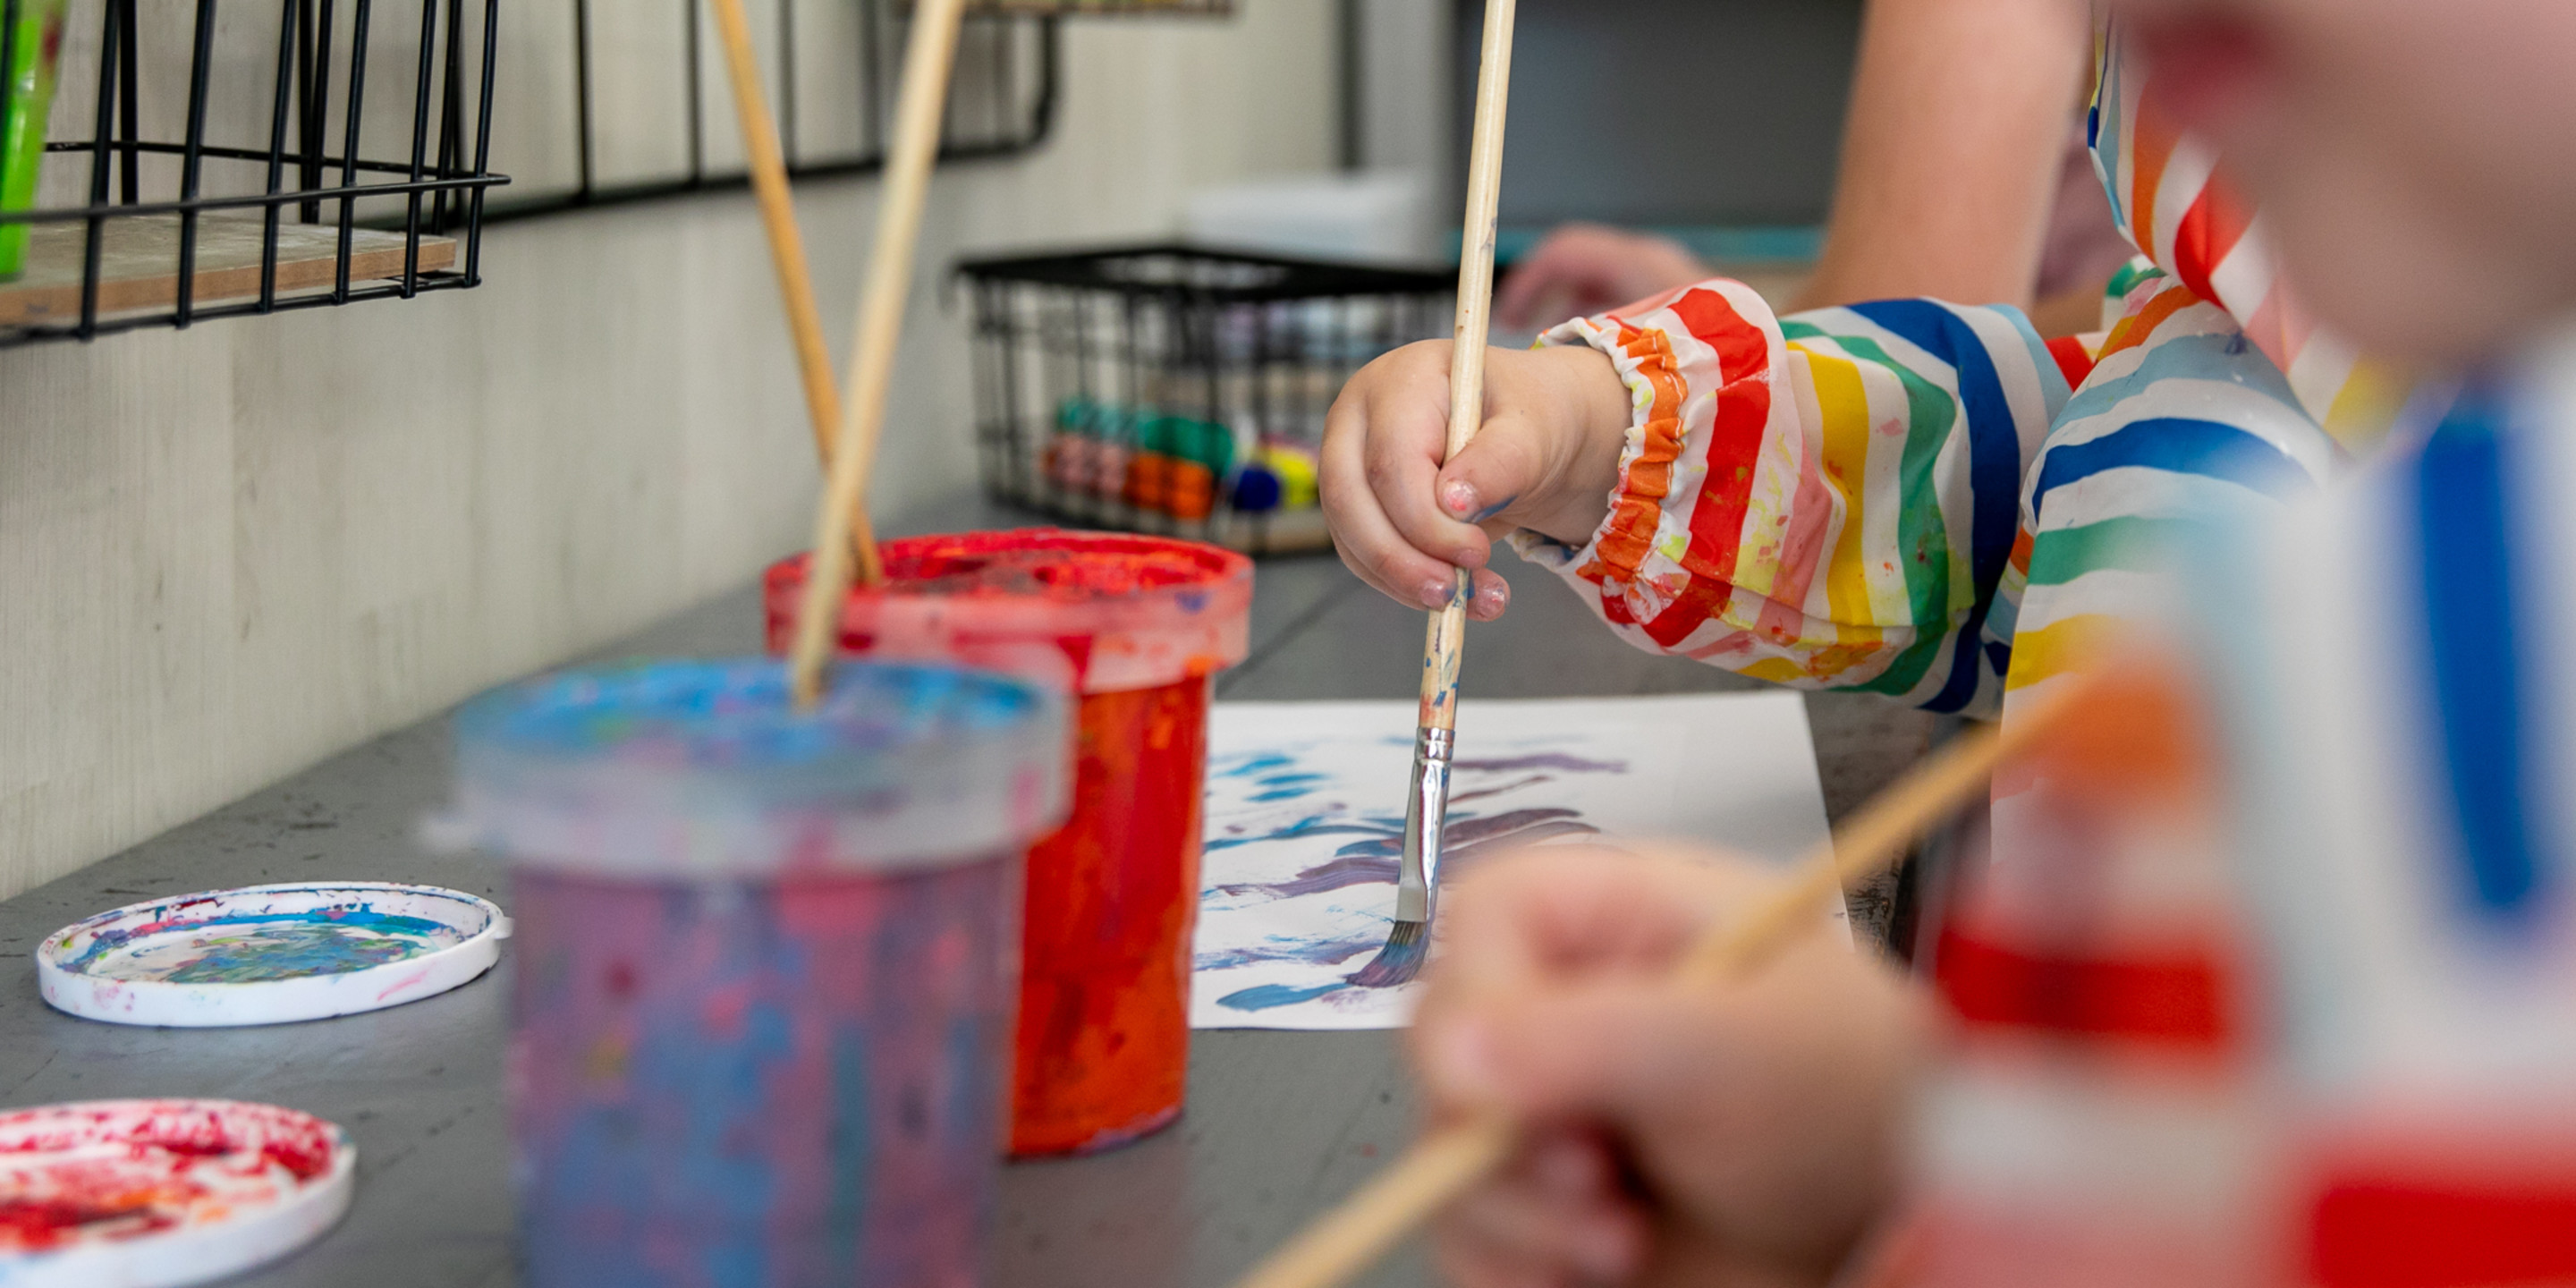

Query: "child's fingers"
left=1322, top=467, right=1464, bottom=610
left=1321, top=396, right=1461, bottom=612
left=1413, top=845, right=1844, bottom=1120
left=1432, top=1234, right=1565, bottom=1288
left=1435, top=1135, right=1644, bottom=1288
left=1428, top=846, right=1754, bottom=991
left=1432, top=405, right=1552, bottom=540
left=1358, top=363, right=1502, bottom=577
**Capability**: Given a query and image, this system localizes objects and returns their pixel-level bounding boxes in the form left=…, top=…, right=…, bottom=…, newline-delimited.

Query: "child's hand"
left=1495, top=225, right=1709, bottom=330
left=1410, top=845, right=1928, bottom=1288
left=1321, top=341, right=1630, bottom=620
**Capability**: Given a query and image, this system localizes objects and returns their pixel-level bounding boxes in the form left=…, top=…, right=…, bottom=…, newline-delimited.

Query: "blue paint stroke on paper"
left=1217, top=982, right=1343, bottom=1012
left=1204, top=816, right=1394, bottom=854
left=1248, top=772, right=1331, bottom=802
left=1216, top=753, right=1295, bottom=778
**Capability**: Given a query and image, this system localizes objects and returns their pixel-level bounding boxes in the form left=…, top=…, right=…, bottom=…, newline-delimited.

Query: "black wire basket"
left=0, top=0, right=507, bottom=347
left=485, top=0, right=1057, bottom=222
left=960, top=243, right=1453, bottom=556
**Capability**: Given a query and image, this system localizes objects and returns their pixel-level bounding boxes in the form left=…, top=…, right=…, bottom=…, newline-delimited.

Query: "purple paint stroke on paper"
left=1451, top=752, right=1629, bottom=775
left=1217, top=809, right=1598, bottom=900
left=1194, top=935, right=1383, bottom=973
left=1448, top=774, right=1550, bottom=806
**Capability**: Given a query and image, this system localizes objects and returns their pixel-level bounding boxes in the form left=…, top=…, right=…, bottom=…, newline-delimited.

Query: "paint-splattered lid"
left=764, top=529, right=1253, bottom=694
left=0, top=1098, right=354, bottom=1286
left=436, top=658, right=1068, bottom=877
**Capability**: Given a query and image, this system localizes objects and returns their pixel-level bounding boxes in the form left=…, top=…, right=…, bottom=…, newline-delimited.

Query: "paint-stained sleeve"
left=1505, top=280, right=2071, bottom=718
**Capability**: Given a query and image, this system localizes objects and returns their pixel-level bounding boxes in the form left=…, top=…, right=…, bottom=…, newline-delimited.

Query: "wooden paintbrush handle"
left=707, top=0, right=880, bottom=583
left=707, top=0, right=839, bottom=470
left=788, top=0, right=970, bottom=705
left=1416, top=0, right=1519, bottom=733
left=1232, top=1115, right=1518, bottom=1288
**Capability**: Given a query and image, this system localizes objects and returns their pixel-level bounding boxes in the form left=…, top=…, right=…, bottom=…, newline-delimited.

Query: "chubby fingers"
left=1321, top=342, right=1512, bottom=619
left=1410, top=844, right=1798, bottom=1122
left=1435, top=1128, right=1648, bottom=1288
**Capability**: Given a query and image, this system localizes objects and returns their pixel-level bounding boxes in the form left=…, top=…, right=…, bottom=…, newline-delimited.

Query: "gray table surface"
left=0, top=518, right=1931, bottom=1288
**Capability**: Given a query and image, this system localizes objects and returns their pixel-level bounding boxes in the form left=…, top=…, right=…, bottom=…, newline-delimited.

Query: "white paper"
left=1190, top=691, right=1835, bottom=1030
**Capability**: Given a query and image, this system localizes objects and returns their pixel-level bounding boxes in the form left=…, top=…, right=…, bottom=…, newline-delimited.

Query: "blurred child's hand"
left=1411, top=845, right=1929, bottom=1288
left=1495, top=225, right=1709, bottom=330
left=1321, top=340, right=1630, bottom=620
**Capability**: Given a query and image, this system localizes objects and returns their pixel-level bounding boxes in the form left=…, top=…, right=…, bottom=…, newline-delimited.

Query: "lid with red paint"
left=0, top=1098, right=355, bottom=1287
left=765, top=529, right=1255, bottom=695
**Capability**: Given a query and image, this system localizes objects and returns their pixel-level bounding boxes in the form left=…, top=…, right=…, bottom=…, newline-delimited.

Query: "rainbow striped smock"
left=1512, top=19, right=2432, bottom=723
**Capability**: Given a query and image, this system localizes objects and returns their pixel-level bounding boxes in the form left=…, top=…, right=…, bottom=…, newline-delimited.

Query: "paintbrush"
left=1231, top=682, right=2091, bottom=1288
left=787, top=0, right=972, bottom=708
left=1346, top=0, right=1520, bottom=992
left=706, top=0, right=882, bottom=585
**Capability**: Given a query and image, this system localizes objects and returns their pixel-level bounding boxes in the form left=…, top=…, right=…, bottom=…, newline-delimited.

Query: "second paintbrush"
left=1347, top=0, right=1519, bottom=990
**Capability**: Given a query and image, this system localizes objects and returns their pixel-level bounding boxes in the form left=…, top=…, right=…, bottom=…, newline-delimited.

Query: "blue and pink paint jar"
left=446, top=660, right=1066, bottom=1288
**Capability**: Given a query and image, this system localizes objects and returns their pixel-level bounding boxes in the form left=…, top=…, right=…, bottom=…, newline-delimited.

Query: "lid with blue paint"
left=438, top=658, right=1069, bottom=877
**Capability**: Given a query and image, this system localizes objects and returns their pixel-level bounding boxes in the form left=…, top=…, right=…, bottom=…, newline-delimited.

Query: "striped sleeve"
left=1993, top=275, right=2339, bottom=727
left=2091, top=19, right=2415, bottom=452
left=1506, top=279, right=2071, bottom=718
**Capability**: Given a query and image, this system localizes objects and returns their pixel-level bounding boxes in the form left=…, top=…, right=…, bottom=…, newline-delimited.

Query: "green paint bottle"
left=0, top=0, right=67, bottom=282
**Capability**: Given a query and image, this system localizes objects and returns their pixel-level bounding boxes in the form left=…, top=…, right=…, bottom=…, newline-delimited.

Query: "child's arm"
left=1412, top=843, right=1929, bottom=1288
left=1494, top=225, right=1711, bottom=331
left=1797, top=0, right=2091, bottom=315
left=1324, top=278, right=2072, bottom=716
left=1520, top=282, right=2072, bottom=714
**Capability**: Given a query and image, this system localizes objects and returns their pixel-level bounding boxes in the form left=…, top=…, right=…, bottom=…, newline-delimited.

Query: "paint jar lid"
left=764, top=529, right=1253, bottom=695
left=435, top=659, right=1068, bottom=877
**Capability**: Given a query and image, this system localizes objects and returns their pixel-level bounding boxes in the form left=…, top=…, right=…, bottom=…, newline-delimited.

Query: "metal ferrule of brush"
left=1397, top=726, right=1456, bottom=923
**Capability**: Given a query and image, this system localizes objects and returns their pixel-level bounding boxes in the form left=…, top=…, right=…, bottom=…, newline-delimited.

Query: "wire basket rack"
left=0, top=0, right=507, bottom=347
left=484, top=0, right=1058, bottom=222
left=960, top=243, right=1453, bottom=556
left=951, top=0, right=1229, bottom=13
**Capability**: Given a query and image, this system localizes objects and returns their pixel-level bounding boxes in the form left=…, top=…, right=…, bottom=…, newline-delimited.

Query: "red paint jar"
left=765, top=530, right=1252, bottom=1156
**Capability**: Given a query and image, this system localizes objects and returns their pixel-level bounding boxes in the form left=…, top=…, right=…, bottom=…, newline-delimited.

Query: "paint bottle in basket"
left=765, top=529, right=1253, bottom=1156
left=446, top=659, right=1067, bottom=1288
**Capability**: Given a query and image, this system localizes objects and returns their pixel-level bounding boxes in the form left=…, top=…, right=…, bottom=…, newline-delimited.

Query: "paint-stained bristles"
left=1346, top=920, right=1428, bottom=989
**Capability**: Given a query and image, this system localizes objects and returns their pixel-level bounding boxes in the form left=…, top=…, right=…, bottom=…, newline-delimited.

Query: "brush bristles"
left=1349, top=921, right=1430, bottom=988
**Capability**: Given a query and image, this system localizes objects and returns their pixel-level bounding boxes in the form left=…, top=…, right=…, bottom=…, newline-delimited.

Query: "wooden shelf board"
left=0, top=215, right=457, bottom=326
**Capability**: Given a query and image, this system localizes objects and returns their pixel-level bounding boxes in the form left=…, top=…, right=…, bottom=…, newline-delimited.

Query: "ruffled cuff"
left=1502, top=278, right=1776, bottom=599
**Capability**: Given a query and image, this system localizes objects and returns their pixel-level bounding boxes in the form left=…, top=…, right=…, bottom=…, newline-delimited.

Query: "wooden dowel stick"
left=707, top=0, right=841, bottom=470
left=1415, top=0, right=1517, bottom=737
left=705, top=0, right=881, bottom=582
left=787, top=0, right=970, bottom=706
left=1229, top=687, right=2090, bottom=1288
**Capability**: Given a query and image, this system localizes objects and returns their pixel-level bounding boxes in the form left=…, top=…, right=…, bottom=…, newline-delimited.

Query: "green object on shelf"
left=0, top=0, right=67, bottom=282
left=1056, top=397, right=1235, bottom=478
left=1137, top=413, right=1233, bottom=479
